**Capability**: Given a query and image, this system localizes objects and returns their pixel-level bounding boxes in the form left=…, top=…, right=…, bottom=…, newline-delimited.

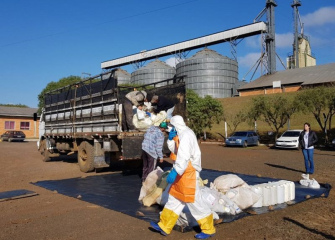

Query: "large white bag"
left=210, top=174, right=249, bottom=193
left=138, top=167, right=164, bottom=202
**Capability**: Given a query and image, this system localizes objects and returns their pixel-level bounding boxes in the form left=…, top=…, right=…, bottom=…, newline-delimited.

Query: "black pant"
left=142, top=150, right=156, bottom=182
left=122, top=99, right=135, bottom=131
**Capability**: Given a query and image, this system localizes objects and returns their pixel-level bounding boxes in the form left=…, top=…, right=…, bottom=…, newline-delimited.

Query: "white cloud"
left=275, top=33, right=293, bottom=48
left=245, top=33, right=292, bottom=49
left=238, top=52, right=261, bottom=69
left=302, top=6, right=335, bottom=27
left=165, top=57, right=182, bottom=67
left=245, top=35, right=261, bottom=48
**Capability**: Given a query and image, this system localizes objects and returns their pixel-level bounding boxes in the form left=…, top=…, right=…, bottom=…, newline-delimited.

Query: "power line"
left=0, top=0, right=201, bottom=48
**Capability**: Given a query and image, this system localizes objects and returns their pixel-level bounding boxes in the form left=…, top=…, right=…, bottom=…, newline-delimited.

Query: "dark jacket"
left=154, top=96, right=175, bottom=113
left=299, top=131, right=318, bottom=149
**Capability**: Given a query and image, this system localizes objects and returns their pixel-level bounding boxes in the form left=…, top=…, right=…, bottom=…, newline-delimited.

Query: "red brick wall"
left=0, top=116, right=39, bottom=138
left=239, top=85, right=301, bottom=97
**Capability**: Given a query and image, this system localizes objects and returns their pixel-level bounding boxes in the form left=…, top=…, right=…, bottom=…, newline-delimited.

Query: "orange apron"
left=169, top=136, right=179, bottom=161
left=169, top=161, right=196, bottom=203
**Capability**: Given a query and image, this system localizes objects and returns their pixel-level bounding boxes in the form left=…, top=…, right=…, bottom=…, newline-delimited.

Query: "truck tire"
left=40, top=140, right=51, bottom=162
left=78, top=141, right=95, bottom=173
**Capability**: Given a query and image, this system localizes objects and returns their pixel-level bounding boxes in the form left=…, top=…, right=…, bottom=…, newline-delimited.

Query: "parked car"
left=332, top=138, right=335, bottom=148
left=225, top=131, right=260, bottom=148
left=0, top=131, right=26, bottom=142
left=275, top=130, right=302, bottom=149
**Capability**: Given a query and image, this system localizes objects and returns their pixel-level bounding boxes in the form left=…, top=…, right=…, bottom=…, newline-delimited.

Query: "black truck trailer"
left=37, top=71, right=186, bottom=172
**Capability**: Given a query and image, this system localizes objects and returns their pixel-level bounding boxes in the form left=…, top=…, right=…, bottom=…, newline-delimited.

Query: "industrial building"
left=237, top=62, right=335, bottom=97
left=286, top=35, right=316, bottom=69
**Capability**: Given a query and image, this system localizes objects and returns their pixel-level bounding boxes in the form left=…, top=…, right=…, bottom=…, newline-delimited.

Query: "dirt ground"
left=0, top=141, right=334, bottom=240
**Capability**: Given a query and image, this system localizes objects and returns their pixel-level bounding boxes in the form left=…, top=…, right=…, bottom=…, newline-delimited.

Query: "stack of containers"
left=251, top=180, right=295, bottom=208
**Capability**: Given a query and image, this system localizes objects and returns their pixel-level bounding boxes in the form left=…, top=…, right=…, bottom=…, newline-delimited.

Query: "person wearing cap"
left=122, top=90, right=147, bottom=131
left=151, top=95, right=175, bottom=120
left=150, top=115, right=215, bottom=239
left=141, top=121, right=168, bottom=182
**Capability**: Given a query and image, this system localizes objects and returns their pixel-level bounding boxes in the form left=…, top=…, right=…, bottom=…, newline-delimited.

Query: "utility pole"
left=266, top=0, right=277, bottom=74
left=292, top=0, right=301, bottom=69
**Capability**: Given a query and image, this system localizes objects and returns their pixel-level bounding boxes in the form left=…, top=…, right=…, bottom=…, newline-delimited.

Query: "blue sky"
left=0, top=0, right=334, bottom=108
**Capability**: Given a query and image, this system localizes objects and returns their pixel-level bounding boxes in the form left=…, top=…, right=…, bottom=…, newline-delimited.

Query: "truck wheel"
left=40, top=140, right=51, bottom=162
left=78, top=141, right=95, bottom=173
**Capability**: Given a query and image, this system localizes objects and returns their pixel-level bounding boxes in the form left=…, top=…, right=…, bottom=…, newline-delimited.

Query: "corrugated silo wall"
left=131, top=61, right=176, bottom=87
left=176, top=55, right=238, bottom=98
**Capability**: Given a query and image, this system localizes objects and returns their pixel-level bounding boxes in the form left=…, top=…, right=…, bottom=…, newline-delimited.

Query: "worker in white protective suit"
left=150, top=115, right=216, bottom=239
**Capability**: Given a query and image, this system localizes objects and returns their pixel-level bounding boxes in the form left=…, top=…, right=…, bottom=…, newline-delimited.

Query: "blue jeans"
left=302, top=148, right=314, bottom=174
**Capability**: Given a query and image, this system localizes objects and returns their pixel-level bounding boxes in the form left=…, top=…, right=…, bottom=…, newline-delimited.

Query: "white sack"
left=138, top=167, right=164, bottom=202
left=210, top=174, right=249, bottom=193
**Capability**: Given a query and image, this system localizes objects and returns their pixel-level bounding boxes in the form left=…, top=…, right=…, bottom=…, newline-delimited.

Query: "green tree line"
left=225, top=86, right=335, bottom=144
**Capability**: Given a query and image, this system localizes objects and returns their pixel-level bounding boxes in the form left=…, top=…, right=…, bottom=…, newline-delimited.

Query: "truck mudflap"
left=93, top=139, right=110, bottom=169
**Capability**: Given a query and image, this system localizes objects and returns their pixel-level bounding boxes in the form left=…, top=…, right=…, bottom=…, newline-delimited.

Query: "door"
left=247, top=133, right=254, bottom=145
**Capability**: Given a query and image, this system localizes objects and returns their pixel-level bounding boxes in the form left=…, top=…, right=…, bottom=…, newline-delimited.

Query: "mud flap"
left=93, top=140, right=110, bottom=169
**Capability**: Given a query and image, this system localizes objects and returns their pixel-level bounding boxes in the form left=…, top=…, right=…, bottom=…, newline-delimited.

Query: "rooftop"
left=238, top=63, right=335, bottom=91
left=0, top=107, right=38, bottom=118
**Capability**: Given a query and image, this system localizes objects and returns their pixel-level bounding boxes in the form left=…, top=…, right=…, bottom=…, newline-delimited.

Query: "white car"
left=275, top=130, right=303, bottom=149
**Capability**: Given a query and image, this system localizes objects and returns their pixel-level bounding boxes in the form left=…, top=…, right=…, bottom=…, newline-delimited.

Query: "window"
left=5, top=121, right=15, bottom=130
left=20, top=122, right=30, bottom=130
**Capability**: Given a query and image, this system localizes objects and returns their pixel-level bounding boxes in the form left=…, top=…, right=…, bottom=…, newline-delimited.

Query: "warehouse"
left=237, top=63, right=335, bottom=97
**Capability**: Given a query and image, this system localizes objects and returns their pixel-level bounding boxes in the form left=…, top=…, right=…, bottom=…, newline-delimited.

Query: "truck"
left=37, top=71, right=186, bottom=173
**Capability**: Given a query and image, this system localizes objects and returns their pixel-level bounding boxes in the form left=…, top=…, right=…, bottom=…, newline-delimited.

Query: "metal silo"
left=113, top=68, right=131, bottom=85
left=176, top=48, right=238, bottom=98
left=131, top=59, right=176, bottom=87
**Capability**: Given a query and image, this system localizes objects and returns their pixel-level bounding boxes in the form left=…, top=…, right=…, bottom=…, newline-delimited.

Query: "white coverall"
left=158, top=115, right=215, bottom=235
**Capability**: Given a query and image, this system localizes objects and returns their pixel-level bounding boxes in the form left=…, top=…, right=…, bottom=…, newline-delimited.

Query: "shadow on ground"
left=265, top=163, right=304, bottom=174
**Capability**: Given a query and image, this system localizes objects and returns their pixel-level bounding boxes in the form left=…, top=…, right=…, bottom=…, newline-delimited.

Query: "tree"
left=0, top=104, right=29, bottom=108
left=225, top=109, right=248, bottom=134
left=38, top=75, right=82, bottom=113
left=186, top=90, right=224, bottom=137
left=296, top=86, right=335, bottom=143
left=248, top=94, right=300, bottom=139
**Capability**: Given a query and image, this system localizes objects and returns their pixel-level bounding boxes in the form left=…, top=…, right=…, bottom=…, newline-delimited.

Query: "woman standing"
left=299, top=123, right=318, bottom=178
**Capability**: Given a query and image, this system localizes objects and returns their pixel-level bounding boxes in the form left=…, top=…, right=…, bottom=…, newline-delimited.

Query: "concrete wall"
left=0, top=116, right=39, bottom=138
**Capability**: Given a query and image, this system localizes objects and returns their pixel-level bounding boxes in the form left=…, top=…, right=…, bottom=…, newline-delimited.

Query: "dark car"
left=225, top=131, right=260, bottom=148
left=0, top=131, right=26, bottom=142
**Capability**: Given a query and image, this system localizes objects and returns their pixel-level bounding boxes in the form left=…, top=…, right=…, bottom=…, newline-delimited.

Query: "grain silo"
left=176, top=48, right=238, bottom=98
left=131, top=59, right=176, bottom=87
left=113, top=68, right=131, bottom=85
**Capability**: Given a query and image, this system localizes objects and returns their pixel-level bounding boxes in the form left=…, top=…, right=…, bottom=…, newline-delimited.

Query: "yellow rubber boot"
left=158, top=208, right=179, bottom=234
left=197, top=214, right=216, bottom=235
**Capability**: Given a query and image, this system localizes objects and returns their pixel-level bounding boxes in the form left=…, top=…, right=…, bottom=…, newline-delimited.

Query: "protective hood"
left=170, top=115, right=187, bottom=134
